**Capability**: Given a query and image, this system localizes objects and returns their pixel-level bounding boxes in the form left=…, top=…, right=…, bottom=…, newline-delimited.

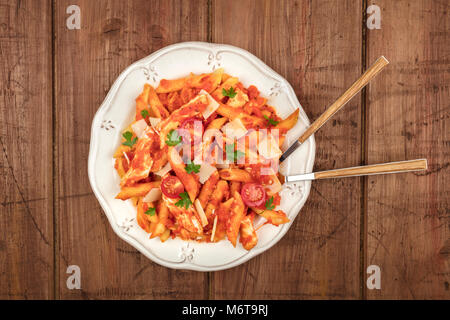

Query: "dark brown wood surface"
left=0, top=0, right=53, bottom=299
left=0, top=0, right=448, bottom=300
left=211, top=0, right=363, bottom=299
left=54, top=0, right=209, bottom=299
left=364, top=0, right=449, bottom=299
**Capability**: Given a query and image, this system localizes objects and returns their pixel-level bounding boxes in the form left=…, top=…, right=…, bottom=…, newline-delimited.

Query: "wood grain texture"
left=1, top=0, right=447, bottom=300
left=0, top=0, right=53, bottom=299
left=298, top=56, right=388, bottom=144
left=54, top=0, right=208, bottom=299
left=365, top=0, right=449, bottom=299
left=211, top=0, right=363, bottom=299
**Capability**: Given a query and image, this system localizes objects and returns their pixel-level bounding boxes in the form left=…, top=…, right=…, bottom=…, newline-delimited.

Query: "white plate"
left=88, top=42, right=315, bottom=271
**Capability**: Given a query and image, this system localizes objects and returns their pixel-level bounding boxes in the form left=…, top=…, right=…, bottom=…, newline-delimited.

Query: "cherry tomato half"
left=240, top=183, right=267, bottom=208
left=161, top=175, right=185, bottom=199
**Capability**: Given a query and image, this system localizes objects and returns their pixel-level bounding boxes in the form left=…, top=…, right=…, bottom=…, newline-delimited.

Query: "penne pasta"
left=187, top=68, right=223, bottom=93
left=274, top=108, right=299, bottom=132
left=156, top=77, right=188, bottom=93
left=211, top=198, right=233, bottom=242
left=226, top=191, right=246, bottom=247
left=137, top=200, right=151, bottom=233
left=204, top=180, right=229, bottom=222
left=229, top=181, right=241, bottom=196
left=219, top=168, right=254, bottom=182
left=151, top=201, right=169, bottom=239
left=211, top=77, right=239, bottom=101
left=113, top=144, right=131, bottom=158
left=206, top=117, right=228, bottom=131
left=253, top=208, right=290, bottom=226
left=168, top=147, right=200, bottom=203
left=115, top=181, right=161, bottom=200
left=114, top=69, right=295, bottom=249
left=239, top=212, right=258, bottom=251
left=156, top=94, right=209, bottom=149
left=198, top=171, right=220, bottom=208
left=148, top=84, right=170, bottom=119
left=120, top=127, right=158, bottom=187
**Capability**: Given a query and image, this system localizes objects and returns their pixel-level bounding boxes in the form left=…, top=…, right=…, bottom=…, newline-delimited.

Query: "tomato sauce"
left=115, top=70, right=294, bottom=248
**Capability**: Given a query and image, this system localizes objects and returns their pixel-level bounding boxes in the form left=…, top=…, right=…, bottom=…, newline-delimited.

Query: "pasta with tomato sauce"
left=114, top=68, right=299, bottom=250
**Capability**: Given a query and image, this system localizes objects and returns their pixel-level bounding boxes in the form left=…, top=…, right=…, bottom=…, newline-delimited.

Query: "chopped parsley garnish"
left=264, top=115, right=279, bottom=126
left=225, top=143, right=245, bottom=162
left=122, top=131, right=138, bottom=147
left=185, top=162, right=201, bottom=174
left=222, top=87, right=237, bottom=98
left=140, top=109, right=149, bottom=118
left=165, top=129, right=182, bottom=146
left=144, top=207, right=156, bottom=216
left=265, top=196, right=275, bottom=210
left=175, top=192, right=192, bottom=209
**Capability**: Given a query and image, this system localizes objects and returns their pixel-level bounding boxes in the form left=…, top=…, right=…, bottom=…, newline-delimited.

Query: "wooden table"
left=0, top=0, right=448, bottom=299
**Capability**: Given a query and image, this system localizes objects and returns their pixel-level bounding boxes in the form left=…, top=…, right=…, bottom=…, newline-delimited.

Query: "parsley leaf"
left=122, top=131, right=138, bottom=147
left=222, top=87, right=237, bottom=98
left=236, top=149, right=245, bottom=160
left=165, top=129, right=182, bottom=146
left=264, top=115, right=279, bottom=126
left=140, top=109, right=149, bottom=118
left=185, top=162, right=201, bottom=174
left=225, top=143, right=245, bottom=162
left=144, top=207, right=156, bottom=216
left=265, top=196, right=275, bottom=210
left=225, top=144, right=235, bottom=160
left=175, top=191, right=192, bottom=209
left=123, top=131, right=133, bottom=140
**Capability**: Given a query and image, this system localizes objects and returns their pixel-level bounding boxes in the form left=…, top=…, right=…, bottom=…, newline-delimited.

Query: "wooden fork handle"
left=298, top=56, right=389, bottom=144
left=314, top=159, right=428, bottom=180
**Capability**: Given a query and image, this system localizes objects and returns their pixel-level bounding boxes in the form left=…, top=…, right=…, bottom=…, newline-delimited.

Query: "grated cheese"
left=221, top=118, right=247, bottom=140
left=142, top=188, right=162, bottom=203
left=215, top=162, right=230, bottom=169
left=210, top=215, right=218, bottom=242
left=199, top=89, right=220, bottom=119
left=131, top=119, right=148, bottom=138
left=122, top=151, right=130, bottom=165
left=149, top=117, right=161, bottom=128
left=257, top=133, right=282, bottom=159
left=154, top=162, right=172, bottom=177
left=197, top=163, right=217, bottom=184
left=194, top=199, right=208, bottom=227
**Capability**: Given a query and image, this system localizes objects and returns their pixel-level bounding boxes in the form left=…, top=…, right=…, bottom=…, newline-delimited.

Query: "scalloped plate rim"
left=88, top=41, right=316, bottom=271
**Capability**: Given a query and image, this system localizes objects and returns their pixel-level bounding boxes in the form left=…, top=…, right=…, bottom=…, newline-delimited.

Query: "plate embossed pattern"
left=88, top=42, right=315, bottom=271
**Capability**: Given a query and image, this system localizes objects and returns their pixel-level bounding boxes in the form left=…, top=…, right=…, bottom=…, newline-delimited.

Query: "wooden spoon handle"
left=298, top=56, right=389, bottom=144
left=314, top=159, right=428, bottom=180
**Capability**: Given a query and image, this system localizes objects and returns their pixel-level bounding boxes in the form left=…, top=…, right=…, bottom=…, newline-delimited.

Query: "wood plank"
left=211, top=0, right=363, bottom=299
left=54, top=0, right=208, bottom=299
left=0, top=0, right=53, bottom=299
left=365, top=0, right=449, bottom=299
